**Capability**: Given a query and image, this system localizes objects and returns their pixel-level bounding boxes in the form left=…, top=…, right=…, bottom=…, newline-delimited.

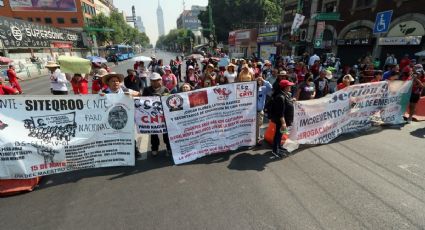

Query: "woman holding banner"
left=270, top=80, right=294, bottom=158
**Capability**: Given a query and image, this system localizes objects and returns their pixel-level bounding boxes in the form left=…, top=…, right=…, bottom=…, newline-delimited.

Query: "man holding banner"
left=142, top=73, right=171, bottom=157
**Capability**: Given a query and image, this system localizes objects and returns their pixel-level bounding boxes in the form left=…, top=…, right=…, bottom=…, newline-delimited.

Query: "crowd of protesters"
left=1, top=51, right=424, bottom=159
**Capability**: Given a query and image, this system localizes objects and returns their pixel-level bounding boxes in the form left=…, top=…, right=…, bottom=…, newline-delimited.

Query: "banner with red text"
left=0, top=94, right=135, bottom=179
left=134, top=96, right=167, bottom=134
left=162, top=83, right=257, bottom=164
left=284, top=80, right=412, bottom=152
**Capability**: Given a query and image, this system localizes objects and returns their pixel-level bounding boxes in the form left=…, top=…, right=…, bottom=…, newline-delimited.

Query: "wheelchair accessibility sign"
left=373, top=10, right=393, bottom=34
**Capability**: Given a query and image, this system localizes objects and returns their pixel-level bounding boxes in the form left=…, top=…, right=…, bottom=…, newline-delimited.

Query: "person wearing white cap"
left=45, top=61, right=68, bottom=95
left=337, top=74, right=355, bottom=90
left=142, top=73, right=171, bottom=157
left=224, top=63, right=237, bottom=83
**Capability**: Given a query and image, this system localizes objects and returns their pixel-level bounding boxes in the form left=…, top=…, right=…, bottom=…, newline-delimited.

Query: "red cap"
left=279, top=79, right=295, bottom=88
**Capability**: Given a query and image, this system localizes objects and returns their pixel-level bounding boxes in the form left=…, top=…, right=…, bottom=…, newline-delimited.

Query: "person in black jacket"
left=270, top=79, right=295, bottom=157
left=142, top=73, right=171, bottom=157
left=124, top=69, right=142, bottom=92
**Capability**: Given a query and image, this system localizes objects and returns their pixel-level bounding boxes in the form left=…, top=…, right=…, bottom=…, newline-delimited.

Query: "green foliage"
left=156, top=29, right=195, bottom=52
left=199, top=0, right=282, bottom=43
left=90, top=11, right=150, bottom=47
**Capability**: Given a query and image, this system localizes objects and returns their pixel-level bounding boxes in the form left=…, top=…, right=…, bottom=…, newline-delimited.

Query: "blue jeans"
left=140, top=77, right=147, bottom=88
left=272, top=121, right=282, bottom=153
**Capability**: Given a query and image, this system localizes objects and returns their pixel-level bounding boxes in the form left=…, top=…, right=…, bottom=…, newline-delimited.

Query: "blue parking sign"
left=373, top=10, right=393, bottom=34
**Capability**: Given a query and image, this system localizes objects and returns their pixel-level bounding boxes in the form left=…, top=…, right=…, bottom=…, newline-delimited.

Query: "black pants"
left=52, top=90, right=68, bottom=95
left=151, top=133, right=171, bottom=151
left=272, top=121, right=282, bottom=153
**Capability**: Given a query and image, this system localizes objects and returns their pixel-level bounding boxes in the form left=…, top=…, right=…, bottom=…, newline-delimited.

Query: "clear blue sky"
left=114, top=0, right=208, bottom=45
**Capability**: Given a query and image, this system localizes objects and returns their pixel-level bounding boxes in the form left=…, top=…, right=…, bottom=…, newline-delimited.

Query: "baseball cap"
left=279, top=79, right=294, bottom=88
left=150, top=72, right=162, bottom=81
left=164, top=65, right=171, bottom=71
left=278, top=70, right=288, bottom=76
left=188, top=65, right=194, bottom=70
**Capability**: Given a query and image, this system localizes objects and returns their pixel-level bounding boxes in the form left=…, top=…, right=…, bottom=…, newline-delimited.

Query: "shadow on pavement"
left=227, top=151, right=283, bottom=171
left=37, top=156, right=173, bottom=190
left=410, top=127, right=425, bottom=138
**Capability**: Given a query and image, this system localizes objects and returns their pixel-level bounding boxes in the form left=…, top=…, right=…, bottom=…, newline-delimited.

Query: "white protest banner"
left=0, top=94, right=135, bottom=179
left=284, top=80, right=412, bottom=152
left=291, top=13, right=305, bottom=35
left=134, top=96, right=166, bottom=134
left=162, top=83, right=257, bottom=164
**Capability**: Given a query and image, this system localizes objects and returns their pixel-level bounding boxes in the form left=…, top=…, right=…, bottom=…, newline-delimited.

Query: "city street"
left=2, top=51, right=425, bottom=229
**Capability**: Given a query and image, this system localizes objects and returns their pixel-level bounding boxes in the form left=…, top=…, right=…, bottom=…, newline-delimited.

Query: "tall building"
left=176, top=5, right=207, bottom=45
left=135, top=16, right=146, bottom=33
left=157, top=0, right=165, bottom=36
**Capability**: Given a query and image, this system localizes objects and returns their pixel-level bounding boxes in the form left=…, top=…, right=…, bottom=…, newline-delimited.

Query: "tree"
left=90, top=11, right=150, bottom=47
left=156, top=29, right=195, bottom=53
left=199, top=0, right=282, bottom=43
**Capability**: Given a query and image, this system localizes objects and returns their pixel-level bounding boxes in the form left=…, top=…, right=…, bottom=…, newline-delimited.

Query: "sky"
left=114, top=0, right=208, bottom=45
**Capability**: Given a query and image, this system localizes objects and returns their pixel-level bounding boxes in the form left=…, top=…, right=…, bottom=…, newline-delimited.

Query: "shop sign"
left=236, top=31, right=251, bottom=40
left=257, top=35, right=278, bottom=43
left=378, top=36, right=422, bottom=45
left=337, top=38, right=372, bottom=46
left=258, top=25, right=278, bottom=37
left=387, top=21, right=425, bottom=37
left=228, top=31, right=236, bottom=45
left=314, top=12, right=340, bottom=21
left=0, top=16, right=82, bottom=48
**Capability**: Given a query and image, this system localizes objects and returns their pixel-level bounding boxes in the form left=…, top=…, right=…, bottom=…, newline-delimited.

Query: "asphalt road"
left=2, top=50, right=425, bottom=230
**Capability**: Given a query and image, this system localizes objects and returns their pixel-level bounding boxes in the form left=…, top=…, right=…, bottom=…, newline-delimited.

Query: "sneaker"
left=407, top=118, right=412, bottom=124
left=271, top=151, right=282, bottom=158
left=151, top=151, right=158, bottom=157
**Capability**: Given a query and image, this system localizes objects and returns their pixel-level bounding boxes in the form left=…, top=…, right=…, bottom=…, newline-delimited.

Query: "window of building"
left=355, top=0, right=375, bottom=9
left=57, top=18, right=65, bottom=24
left=35, top=17, right=41, bottom=22
left=324, top=1, right=337, bottom=12
left=45, top=17, right=52, bottom=24
left=71, top=17, right=78, bottom=24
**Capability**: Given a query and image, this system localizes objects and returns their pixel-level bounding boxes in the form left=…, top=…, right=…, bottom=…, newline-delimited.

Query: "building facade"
left=157, top=0, right=165, bottom=36
left=94, top=0, right=115, bottom=16
left=280, top=0, right=425, bottom=66
left=176, top=5, right=207, bottom=46
left=0, top=0, right=86, bottom=29
left=135, top=16, right=146, bottom=33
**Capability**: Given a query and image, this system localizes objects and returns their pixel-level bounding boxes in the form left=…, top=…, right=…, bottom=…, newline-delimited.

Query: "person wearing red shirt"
left=337, top=74, right=354, bottom=90
left=0, top=76, right=19, bottom=95
left=71, top=74, right=89, bottom=95
left=399, top=54, right=411, bottom=70
left=133, top=61, right=140, bottom=71
left=6, top=65, right=23, bottom=94
left=92, top=68, right=108, bottom=94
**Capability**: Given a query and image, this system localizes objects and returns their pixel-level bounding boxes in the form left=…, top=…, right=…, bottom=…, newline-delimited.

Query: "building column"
left=306, top=0, right=319, bottom=54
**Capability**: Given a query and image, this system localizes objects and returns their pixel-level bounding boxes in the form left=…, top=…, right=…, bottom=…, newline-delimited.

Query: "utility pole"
left=208, top=0, right=216, bottom=52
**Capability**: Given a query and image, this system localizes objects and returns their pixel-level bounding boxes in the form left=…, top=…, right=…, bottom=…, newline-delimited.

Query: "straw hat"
left=45, top=61, right=60, bottom=68
left=102, top=72, right=124, bottom=84
left=227, top=63, right=236, bottom=69
left=96, top=68, right=108, bottom=77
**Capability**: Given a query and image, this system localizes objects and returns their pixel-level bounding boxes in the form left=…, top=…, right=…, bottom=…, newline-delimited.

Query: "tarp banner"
left=134, top=96, right=167, bottom=134
left=0, top=94, right=135, bottom=179
left=284, top=81, right=412, bottom=152
left=162, top=83, right=257, bottom=164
